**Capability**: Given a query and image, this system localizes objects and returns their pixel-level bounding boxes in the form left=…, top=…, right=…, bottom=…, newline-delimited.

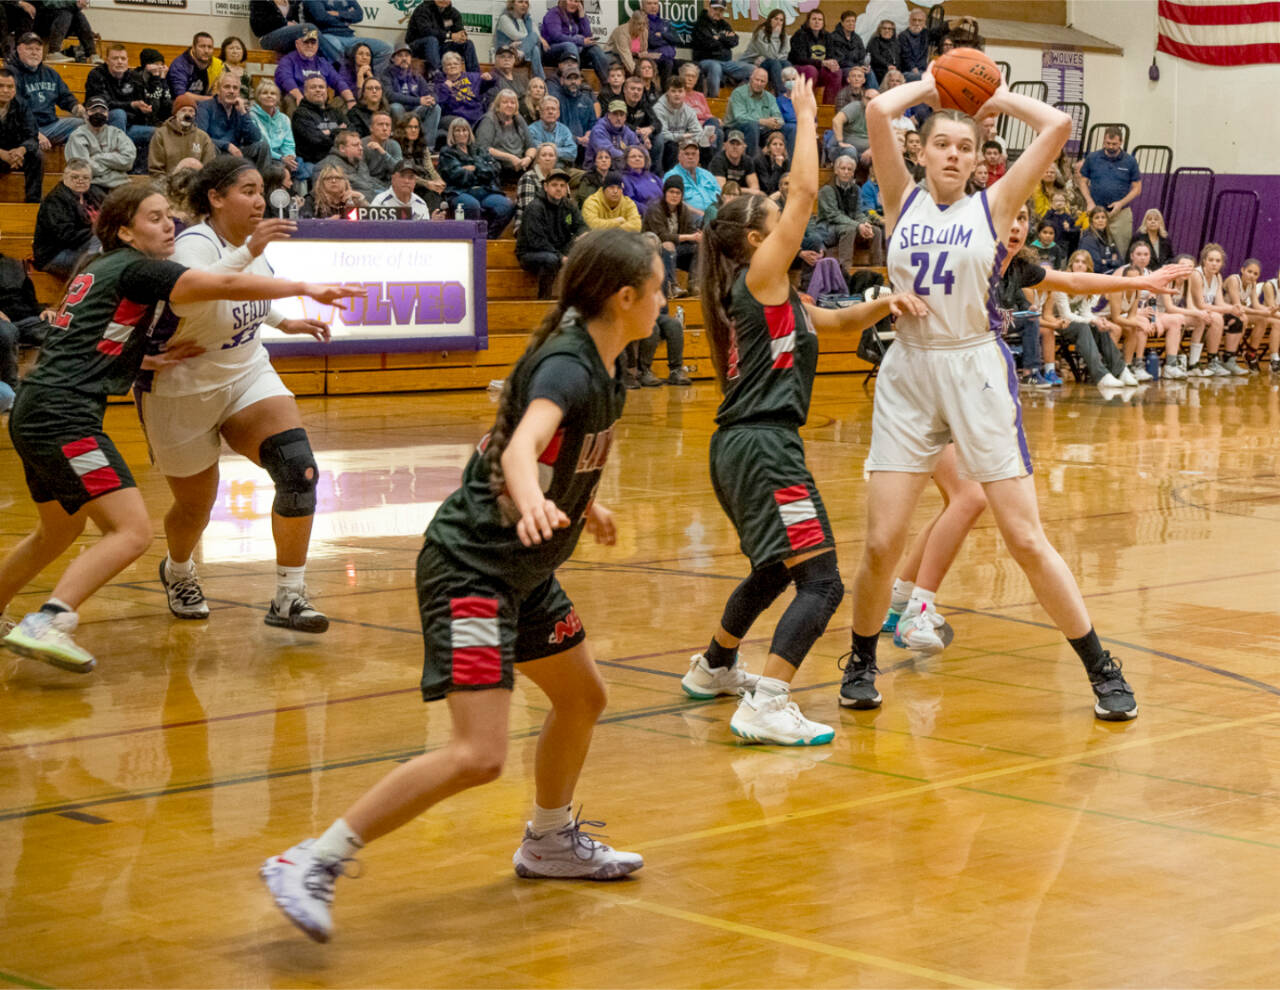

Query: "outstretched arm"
left=803, top=292, right=928, bottom=333
left=168, top=270, right=361, bottom=309
left=1039, top=262, right=1194, bottom=297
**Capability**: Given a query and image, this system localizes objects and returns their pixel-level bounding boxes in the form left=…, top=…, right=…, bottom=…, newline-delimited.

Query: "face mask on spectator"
left=785, top=79, right=795, bottom=92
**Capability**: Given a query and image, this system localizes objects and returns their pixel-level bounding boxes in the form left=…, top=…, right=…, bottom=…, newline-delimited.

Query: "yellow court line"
left=571, top=887, right=1002, bottom=990
left=628, top=710, right=1280, bottom=852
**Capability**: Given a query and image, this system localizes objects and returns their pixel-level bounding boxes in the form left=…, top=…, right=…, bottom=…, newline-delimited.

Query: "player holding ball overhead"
left=837, top=63, right=1140, bottom=722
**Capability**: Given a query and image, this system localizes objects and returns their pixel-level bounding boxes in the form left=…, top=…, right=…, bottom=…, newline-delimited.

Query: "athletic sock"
left=531, top=802, right=573, bottom=836
left=1188, top=342, right=1203, bottom=366
left=276, top=564, right=306, bottom=598
left=311, top=817, right=364, bottom=862
left=1044, top=362, right=1055, bottom=375
left=753, top=675, right=789, bottom=699
left=704, top=638, right=738, bottom=670
left=1068, top=627, right=1106, bottom=672
left=890, top=578, right=914, bottom=611
left=166, top=556, right=194, bottom=578
left=852, top=630, right=878, bottom=663
left=39, top=598, right=71, bottom=616
left=907, top=587, right=936, bottom=610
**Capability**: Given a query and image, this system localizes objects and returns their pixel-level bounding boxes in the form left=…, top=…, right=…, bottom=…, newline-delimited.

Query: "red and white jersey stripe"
left=773, top=484, right=825, bottom=551
left=449, top=596, right=502, bottom=686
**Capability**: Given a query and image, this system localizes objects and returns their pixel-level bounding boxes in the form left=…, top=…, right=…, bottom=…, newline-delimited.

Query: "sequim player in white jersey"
left=138, top=157, right=335, bottom=632
left=837, top=66, right=1139, bottom=722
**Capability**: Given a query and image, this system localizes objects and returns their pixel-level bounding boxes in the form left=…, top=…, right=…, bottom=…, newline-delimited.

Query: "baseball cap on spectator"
left=726, top=130, right=746, bottom=145
left=140, top=47, right=166, bottom=67
left=561, top=65, right=581, bottom=78
left=545, top=167, right=571, bottom=183
left=300, top=27, right=320, bottom=40
left=393, top=161, right=421, bottom=175
left=495, top=44, right=517, bottom=57
left=85, top=96, right=109, bottom=112
left=602, top=171, right=624, bottom=189
left=557, top=51, right=580, bottom=66
left=709, top=1, right=726, bottom=7
left=678, top=136, right=700, bottom=149
left=607, top=100, right=626, bottom=113
left=393, top=43, right=412, bottom=56
left=17, top=32, right=42, bottom=47
left=173, top=93, right=200, bottom=113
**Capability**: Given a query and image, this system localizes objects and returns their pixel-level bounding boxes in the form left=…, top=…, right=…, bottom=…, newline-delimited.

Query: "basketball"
left=932, top=48, right=1002, bottom=116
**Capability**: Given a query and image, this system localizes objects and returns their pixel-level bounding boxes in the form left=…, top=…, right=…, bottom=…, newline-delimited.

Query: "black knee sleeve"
left=770, top=552, right=844, bottom=668
left=721, top=561, right=792, bottom=639
left=259, top=428, right=317, bottom=518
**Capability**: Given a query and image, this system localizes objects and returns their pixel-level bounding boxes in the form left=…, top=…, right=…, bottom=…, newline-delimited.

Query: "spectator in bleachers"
left=409, top=0, right=479, bottom=74
left=652, top=77, right=706, bottom=171
left=362, top=110, right=402, bottom=186
left=745, top=10, right=789, bottom=97
left=827, top=87, right=869, bottom=163
left=475, top=88, right=534, bottom=183
left=439, top=117, right=513, bottom=237
left=663, top=137, right=718, bottom=218
left=1079, top=205, right=1122, bottom=274
left=588, top=99, right=640, bottom=166
left=519, top=76, right=545, bottom=123
left=1, top=3, right=36, bottom=59
left=495, top=0, right=547, bottom=80
left=725, top=66, right=789, bottom=154
left=966, top=160, right=987, bottom=195
left=834, top=64, right=868, bottom=110
left=867, top=19, right=899, bottom=85
left=0, top=248, right=50, bottom=393
left=196, top=72, right=270, bottom=170
left=302, top=160, right=365, bottom=216
left=576, top=145, right=613, bottom=204
left=34, top=0, right=98, bottom=63
left=550, top=59, right=595, bottom=157
left=291, top=73, right=347, bottom=164
left=692, top=1, right=752, bottom=97
left=516, top=165, right=584, bottom=297
left=513, top=141, right=558, bottom=232
left=169, top=32, right=217, bottom=101
left=148, top=93, right=216, bottom=174
left=708, top=129, right=757, bottom=191
left=640, top=0, right=678, bottom=84
left=8, top=31, right=82, bottom=146
left=621, top=74, right=662, bottom=169
left=528, top=94, right=576, bottom=167
left=251, top=0, right=306, bottom=55
left=335, top=40, right=375, bottom=97
left=276, top=28, right=354, bottom=107
left=250, top=79, right=307, bottom=182
left=581, top=171, right=641, bottom=231
left=1128, top=208, right=1175, bottom=268
left=902, top=129, right=924, bottom=180
left=435, top=51, right=493, bottom=128
left=66, top=95, right=135, bottom=191
left=1031, top=160, right=1062, bottom=217
left=829, top=11, right=871, bottom=84
left=32, top=157, right=99, bottom=278
left=87, top=44, right=146, bottom=142
left=606, top=11, right=648, bottom=77
left=982, top=140, right=1005, bottom=185
left=636, top=55, right=661, bottom=103
left=642, top=173, right=698, bottom=297
left=541, top=0, right=610, bottom=85
left=371, top=160, right=434, bottom=218
left=1079, top=126, right=1141, bottom=258
left=218, top=37, right=253, bottom=98
left=487, top=44, right=527, bottom=104
left=301, top=0, right=389, bottom=74
left=788, top=10, right=841, bottom=104
left=753, top=129, right=787, bottom=195
left=382, top=43, right=438, bottom=137
left=818, top=154, right=883, bottom=266
left=0, top=67, right=42, bottom=201
left=1049, top=250, right=1129, bottom=387
left=677, top=63, right=719, bottom=141
left=319, top=128, right=382, bottom=200
left=390, top=115, right=445, bottom=207
left=128, top=48, right=172, bottom=144
left=347, top=76, right=389, bottom=137
left=1043, top=190, right=1079, bottom=255
left=1030, top=219, right=1066, bottom=270
left=593, top=62, right=626, bottom=115
left=620, top=145, right=660, bottom=213
left=897, top=7, right=929, bottom=80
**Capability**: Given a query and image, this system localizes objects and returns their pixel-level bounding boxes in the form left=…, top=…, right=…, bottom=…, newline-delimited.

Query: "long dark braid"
left=484, top=228, right=659, bottom=511
left=699, top=193, right=770, bottom=389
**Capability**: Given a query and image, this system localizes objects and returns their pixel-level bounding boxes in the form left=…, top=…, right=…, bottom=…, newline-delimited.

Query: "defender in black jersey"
left=686, top=74, right=926, bottom=747
left=261, top=230, right=663, bottom=945
left=0, top=183, right=356, bottom=674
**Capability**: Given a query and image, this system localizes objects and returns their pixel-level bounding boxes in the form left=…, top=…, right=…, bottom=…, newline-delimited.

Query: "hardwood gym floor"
left=1, top=374, right=1278, bottom=988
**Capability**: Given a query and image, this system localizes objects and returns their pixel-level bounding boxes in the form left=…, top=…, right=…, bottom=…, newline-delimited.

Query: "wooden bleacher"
left=5, top=40, right=873, bottom=395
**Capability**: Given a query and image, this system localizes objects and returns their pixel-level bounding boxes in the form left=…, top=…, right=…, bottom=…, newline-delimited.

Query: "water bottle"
left=675, top=305, right=685, bottom=328
left=454, top=202, right=465, bottom=221
left=1144, top=350, right=1160, bottom=381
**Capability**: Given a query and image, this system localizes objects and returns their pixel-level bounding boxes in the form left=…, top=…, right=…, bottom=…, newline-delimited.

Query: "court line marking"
left=0, top=970, right=51, bottom=990
left=569, top=887, right=999, bottom=990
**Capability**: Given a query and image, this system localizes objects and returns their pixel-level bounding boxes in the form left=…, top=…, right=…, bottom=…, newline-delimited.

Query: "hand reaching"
left=516, top=497, right=571, bottom=547
left=888, top=293, right=930, bottom=318
left=140, top=340, right=206, bottom=371
left=247, top=218, right=296, bottom=257
left=584, top=502, right=616, bottom=545
left=279, top=317, right=331, bottom=342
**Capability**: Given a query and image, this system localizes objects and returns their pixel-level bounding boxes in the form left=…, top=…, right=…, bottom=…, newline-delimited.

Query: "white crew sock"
left=908, top=587, right=937, bottom=610
left=311, top=817, right=364, bottom=862
left=1189, top=342, right=1203, bottom=366
left=890, top=578, right=914, bottom=610
left=753, top=675, right=789, bottom=699
left=166, top=555, right=194, bottom=577
left=1044, top=362, right=1055, bottom=375
left=276, top=564, right=306, bottom=597
left=531, top=802, right=574, bottom=836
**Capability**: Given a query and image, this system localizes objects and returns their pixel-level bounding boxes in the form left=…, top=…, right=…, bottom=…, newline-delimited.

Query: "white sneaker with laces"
left=681, top=653, right=760, bottom=699
left=3, top=611, right=95, bottom=672
left=512, top=813, right=643, bottom=879
left=893, top=600, right=947, bottom=655
left=260, top=839, right=356, bottom=943
left=1163, top=360, right=1186, bottom=380
left=266, top=588, right=329, bottom=632
left=160, top=558, right=209, bottom=619
left=1224, top=355, right=1249, bottom=376
left=1132, top=363, right=1152, bottom=382
left=730, top=691, right=834, bottom=746
left=1118, top=366, right=1139, bottom=386
left=1096, top=372, right=1122, bottom=388
left=1207, top=358, right=1230, bottom=377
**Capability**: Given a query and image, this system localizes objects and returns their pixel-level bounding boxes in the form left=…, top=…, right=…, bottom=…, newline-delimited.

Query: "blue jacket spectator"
left=0, top=78, right=43, bottom=202
left=528, top=109, right=577, bottom=165
left=274, top=34, right=352, bottom=103
left=434, top=61, right=493, bottom=126
left=540, top=0, right=610, bottom=80
left=7, top=35, right=82, bottom=145
left=1079, top=131, right=1142, bottom=255
left=197, top=76, right=271, bottom=170
left=301, top=0, right=391, bottom=73
left=663, top=151, right=719, bottom=214
left=897, top=10, right=930, bottom=77
left=550, top=67, right=596, bottom=148
left=381, top=47, right=433, bottom=116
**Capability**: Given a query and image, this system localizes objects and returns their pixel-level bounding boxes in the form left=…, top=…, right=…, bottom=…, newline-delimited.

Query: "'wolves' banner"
left=1157, top=0, right=1280, bottom=66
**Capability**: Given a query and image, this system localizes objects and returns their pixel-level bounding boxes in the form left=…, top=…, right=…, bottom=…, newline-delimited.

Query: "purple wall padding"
left=1133, top=173, right=1280, bottom=275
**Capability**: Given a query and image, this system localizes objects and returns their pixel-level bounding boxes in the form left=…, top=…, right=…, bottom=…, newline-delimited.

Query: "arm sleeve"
left=527, top=355, right=593, bottom=415
left=119, top=259, right=188, bottom=305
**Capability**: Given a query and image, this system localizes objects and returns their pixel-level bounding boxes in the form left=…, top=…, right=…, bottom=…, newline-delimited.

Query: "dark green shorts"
left=416, top=541, right=586, bottom=702
left=8, top=383, right=136, bottom=514
left=709, top=424, right=834, bottom=569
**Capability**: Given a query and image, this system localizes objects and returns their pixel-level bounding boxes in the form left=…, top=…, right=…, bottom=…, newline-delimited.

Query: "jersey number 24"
left=909, top=251, right=955, bottom=296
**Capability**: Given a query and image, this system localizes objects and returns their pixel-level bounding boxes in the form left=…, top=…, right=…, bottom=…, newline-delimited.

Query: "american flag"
left=1157, top=0, right=1280, bottom=65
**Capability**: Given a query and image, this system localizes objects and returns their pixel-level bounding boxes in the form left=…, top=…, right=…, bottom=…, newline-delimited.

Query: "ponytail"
left=698, top=193, right=769, bottom=389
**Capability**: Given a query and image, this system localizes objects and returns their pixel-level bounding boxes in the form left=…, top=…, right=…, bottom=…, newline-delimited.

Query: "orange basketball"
left=931, top=48, right=1002, bottom=117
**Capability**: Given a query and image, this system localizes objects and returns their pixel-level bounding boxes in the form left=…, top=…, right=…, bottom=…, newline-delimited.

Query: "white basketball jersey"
left=1196, top=266, right=1221, bottom=305
left=887, top=186, right=1002, bottom=347
left=151, top=223, right=276, bottom=397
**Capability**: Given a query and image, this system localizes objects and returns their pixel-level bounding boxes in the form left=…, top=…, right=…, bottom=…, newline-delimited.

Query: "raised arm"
left=168, top=270, right=360, bottom=308
left=982, top=88, right=1071, bottom=237
left=865, top=76, right=934, bottom=228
